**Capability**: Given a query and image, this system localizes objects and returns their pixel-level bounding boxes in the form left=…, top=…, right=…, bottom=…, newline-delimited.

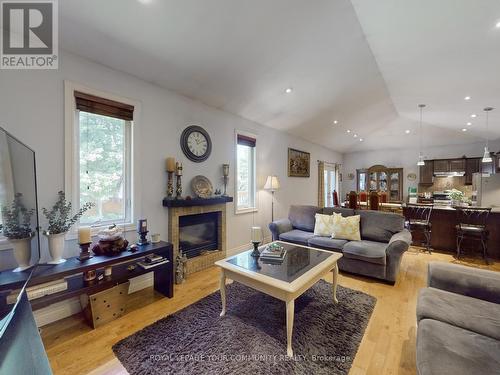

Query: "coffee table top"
left=220, top=241, right=340, bottom=283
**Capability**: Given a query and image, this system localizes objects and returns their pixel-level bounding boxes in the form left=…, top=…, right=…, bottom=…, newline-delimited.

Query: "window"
left=323, top=164, right=339, bottom=207
left=70, top=89, right=134, bottom=226
left=235, top=132, right=257, bottom=213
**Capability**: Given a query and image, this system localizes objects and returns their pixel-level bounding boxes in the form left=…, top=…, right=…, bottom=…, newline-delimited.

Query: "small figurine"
left=175, top=249, right=188, bottom=284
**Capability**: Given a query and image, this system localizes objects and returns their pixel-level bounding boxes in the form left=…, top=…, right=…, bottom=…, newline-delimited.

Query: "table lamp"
left=264, top=175, right=280, bottom=222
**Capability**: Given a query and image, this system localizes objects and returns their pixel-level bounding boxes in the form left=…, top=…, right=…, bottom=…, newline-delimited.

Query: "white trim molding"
left=234, top=129, right=258, bottom=215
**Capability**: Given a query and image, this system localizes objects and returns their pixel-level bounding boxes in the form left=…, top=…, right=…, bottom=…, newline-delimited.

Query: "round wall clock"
left=180, top=125, right=212, bottom=162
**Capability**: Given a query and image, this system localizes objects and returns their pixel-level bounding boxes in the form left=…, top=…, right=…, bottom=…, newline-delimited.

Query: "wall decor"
left=288, top=148, right=310, bottom=177
left=191, top=175, right=214, bottom=199
left=347, top=173, right=355, bottom=180
left=407, top=173, right=417, bottom=182
left=180, top=125, right=212, bottom=162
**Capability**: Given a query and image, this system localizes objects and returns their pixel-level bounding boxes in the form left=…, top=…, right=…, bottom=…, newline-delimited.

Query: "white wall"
left=342, top=141, right=500, bottom=199
left=0, top=51, right=341, bottom=266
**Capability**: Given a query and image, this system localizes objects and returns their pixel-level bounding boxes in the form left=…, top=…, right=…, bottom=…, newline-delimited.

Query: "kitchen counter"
left=404, top=204, right=500, bottom=213
left=402, top=205, right=500, bottom=259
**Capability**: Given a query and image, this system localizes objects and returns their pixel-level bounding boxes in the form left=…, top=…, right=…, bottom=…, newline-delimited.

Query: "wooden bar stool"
left=455, top=207, right=491, bottom=261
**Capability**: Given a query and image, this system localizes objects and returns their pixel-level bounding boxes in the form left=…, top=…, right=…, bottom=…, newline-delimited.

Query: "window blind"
left=74, top=91, right=134, bottom=121
left=237, top=134, right=256, bottom=147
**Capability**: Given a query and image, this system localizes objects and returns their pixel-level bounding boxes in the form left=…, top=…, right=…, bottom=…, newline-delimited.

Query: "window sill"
left=235, top=207, right=258, bottom=215
left=65, top=223, right=137, bottom=241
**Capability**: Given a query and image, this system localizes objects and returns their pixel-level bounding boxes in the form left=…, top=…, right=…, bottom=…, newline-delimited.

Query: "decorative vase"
left=10, top=237, right=33, bottom=272
left=46, top=232, right=67, bottom=264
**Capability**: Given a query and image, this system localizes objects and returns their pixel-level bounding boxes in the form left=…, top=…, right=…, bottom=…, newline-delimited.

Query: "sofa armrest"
left=269, top=219, right=293, bottom=241
left=428, top=262, right=500, bottom=304
left=385, top=229, right=412, bottom=283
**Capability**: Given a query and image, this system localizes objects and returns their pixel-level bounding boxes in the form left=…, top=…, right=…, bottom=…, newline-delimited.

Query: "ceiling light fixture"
left=496, top=21, right=500, bottom=28
left=285, top=88, right=293, bottom=94
left=482, top=107, right=494, bottom=163
left=464, top=96, right=471, bottom=101
left=471, top=114, right=477, bottom=118
left=405, top=129, right=411, bottom=134
left=353, top=134, right=358, bottom=138
left=333, top=120, right=338, bottom=124
left=417, top=104, right=426, bottom=166
left=467, top=122, right=472, bottom=126
left=346, top=129, right=351, bottom=133
left=461, top=128, right=467, bottom=132
left=359, top=138, right=364, bottom=142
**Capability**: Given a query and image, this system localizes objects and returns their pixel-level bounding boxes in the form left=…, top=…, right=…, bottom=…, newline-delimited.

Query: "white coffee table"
left=215, top=241, right=342, bottom=357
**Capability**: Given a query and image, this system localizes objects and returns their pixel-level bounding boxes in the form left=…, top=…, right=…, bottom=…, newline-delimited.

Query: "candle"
left=251, top=226, right=262, bottom=243
left=222, top=164, right=229, bottom=177
left=176, top=162, right=183, bottom=176
left=137, top=219, right=148, bottom=233
left=78, top=227, right=91, bottom=244
left=166, top=157, right=176, bottom=172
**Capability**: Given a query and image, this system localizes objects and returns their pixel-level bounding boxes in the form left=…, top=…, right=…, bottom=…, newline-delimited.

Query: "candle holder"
left=137, top=231, right=149, bottom=246
left=251, top=241, right=261, bottom=258
left=78, top=242, right=93, bottom=261
left=166, top=171, right=174, bottom=199
left=176, top=175, right=182, bottom=199
left=222, top=164, right=229, bottom=196
left=222, top=175, right=229, bottom=196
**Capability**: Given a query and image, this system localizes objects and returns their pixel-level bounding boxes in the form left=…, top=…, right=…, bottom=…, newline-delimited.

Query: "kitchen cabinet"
left=465, top=158, right=481, bottom=185
left=449, top=158, right=466, bottom=172
left=433, top=159, right=466, bottom=173
left=419, top=160, right=434, bottom=185
left=433, top=159, right=450, bottom=173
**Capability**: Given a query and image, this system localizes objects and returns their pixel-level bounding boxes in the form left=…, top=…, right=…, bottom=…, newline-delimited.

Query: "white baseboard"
left=34, top=240, right=273, bottom=327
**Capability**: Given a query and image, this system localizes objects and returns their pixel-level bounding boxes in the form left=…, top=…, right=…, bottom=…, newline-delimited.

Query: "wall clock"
left=180, top=125, right=212, bottom=162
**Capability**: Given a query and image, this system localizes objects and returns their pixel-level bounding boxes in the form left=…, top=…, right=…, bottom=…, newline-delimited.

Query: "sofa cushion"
left=322, top=207, right=354, bottom=217
left=417, top=319, right=500, bottom=375
left=356, top=210, right=404, bottom=243
left=417, top=287, right=500, bottom=341
left=313, top=213, right=334, bottom=236
left=331, top=213, right=361, bottom=241
left=279, top=230, right=316, bottom=245
left=342, top=240, right=387, bottom=265
left=288, top=205, right=322, bottom=232
left=307, top=236, right=347, bottom=252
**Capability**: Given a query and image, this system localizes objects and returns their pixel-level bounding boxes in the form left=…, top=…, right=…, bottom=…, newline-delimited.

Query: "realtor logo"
left=1, top=0, right=58, bottom=69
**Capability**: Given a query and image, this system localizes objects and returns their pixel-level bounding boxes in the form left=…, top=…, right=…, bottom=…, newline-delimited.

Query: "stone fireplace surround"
left=167, top=202, right=228, bottom=275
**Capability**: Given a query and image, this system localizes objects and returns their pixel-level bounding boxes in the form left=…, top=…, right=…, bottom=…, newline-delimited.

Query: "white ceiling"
left=59, top=0, right=500, bottom=153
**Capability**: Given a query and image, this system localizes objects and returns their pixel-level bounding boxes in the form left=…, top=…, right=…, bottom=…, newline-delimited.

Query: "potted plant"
left=42, top=191, right=94, bottom=264
left=1, top=193, right=35, bottom=272
left=449, top=189, right=465, bottom=206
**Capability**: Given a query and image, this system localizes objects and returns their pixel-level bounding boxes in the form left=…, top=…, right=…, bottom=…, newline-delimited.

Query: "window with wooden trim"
left=73, top=91, right=134, bottom=225
left=235, top=131, right=257, bottom=213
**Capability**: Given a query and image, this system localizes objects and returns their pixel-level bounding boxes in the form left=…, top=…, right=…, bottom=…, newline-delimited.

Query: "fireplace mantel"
left=162, top=196, right=233, bottom=208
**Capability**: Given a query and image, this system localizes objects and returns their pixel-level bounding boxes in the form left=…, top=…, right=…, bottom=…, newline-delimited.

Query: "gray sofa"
left=269, top=205, right=412, bottom=284
left=417, top=262, right=500, bottom=375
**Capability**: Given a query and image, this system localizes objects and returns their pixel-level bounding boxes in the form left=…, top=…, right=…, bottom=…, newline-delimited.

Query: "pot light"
left=333, top=120, right=338, bottom=124
left=461, top=128, right=467, bottom=132
left=464, top=96, right=471, bottom=101
left=496, top=21, right=500, bottom=28
left=285, top=88, right=293, bottom=94
left=346, top=129, right=351, bottom=133
left=405, top=129, right=411, bottom=134
left=471, top=114, right=477, bottom=118
left=359, top=138, right=364, bottom=142
left=353, top=134, right=358, bottom=138
left=467, top=122, right=472, bottom=126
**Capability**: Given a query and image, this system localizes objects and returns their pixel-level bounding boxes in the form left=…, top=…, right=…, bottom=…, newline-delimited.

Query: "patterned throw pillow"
left=331, top=213, right=361, bottom=241
left=314, top=213, right=334, bottom=236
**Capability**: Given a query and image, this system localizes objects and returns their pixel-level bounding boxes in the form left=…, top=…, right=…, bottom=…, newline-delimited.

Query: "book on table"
left=260, top=245, right=287, bottom=260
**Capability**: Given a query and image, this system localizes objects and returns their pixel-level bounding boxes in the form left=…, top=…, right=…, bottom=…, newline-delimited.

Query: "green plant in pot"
left=42, top=191, right=94, bottom=264
left=449, top=189, right=466, bottom=206
left=1, top=193, right=35, bottom=272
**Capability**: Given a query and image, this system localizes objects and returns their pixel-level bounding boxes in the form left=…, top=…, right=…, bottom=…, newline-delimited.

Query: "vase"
left=10, top=237, right=33, bottom=272
left=46, top=232, right=67, bottom=264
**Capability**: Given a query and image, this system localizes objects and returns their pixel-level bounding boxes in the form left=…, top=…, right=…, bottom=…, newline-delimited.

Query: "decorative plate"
left=407, top=173, right=417, bottom=182
left=191, top=175, right=214, bottom=199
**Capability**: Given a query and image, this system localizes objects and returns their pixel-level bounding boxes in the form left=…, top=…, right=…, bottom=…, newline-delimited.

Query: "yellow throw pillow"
left=314, top=213, right=334, bottom=237
left=331, top=213, right=361, bottom=241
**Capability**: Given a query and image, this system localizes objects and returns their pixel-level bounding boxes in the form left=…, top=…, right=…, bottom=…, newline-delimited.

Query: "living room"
left=1, top=1, right=499, bottom=375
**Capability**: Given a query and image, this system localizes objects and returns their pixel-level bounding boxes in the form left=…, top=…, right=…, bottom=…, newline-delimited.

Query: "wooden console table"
left=0, top=241, right=174, bottom=312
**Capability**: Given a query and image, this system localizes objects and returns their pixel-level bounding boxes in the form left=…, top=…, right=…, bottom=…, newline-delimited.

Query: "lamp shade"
left=264, top=175, right=280, bottom=191
left=482, top=146, right=493, bottom=163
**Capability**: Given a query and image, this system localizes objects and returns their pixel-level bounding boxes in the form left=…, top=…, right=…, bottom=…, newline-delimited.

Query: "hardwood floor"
left=40, top=249, right=500, bottom=375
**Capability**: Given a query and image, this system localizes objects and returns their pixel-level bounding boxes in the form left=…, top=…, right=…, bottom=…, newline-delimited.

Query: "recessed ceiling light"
left=471, top=114, right=477, bottom=118
left=464, top=96, right=471, bottom=101
left=346, top=129, right=351, bottom=133
left=405, top=129, right=411, bottom=134
left=467, top=122, right=472, bottom=126
left=285, top=88, right=293, bottom=94
left=137, top=0, right=154, bottom=3
left=496, top=21, right=500, bottom=28
left=353, top=134, right=358, bottom=138
left=359, top=138, right=364, bottom=142
left=462, top=128, right=467, bottom=132
left=333, top=120, right=338, bottom=124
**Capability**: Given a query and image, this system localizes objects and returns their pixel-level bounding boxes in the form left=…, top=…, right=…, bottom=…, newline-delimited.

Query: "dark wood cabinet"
left=449, top=158, right=466, bottom=172
left=433, top=159, right=449, bottom=173
left=465, top=158, right=481, bottom=185
left=419, top=160, right=434, bottom=185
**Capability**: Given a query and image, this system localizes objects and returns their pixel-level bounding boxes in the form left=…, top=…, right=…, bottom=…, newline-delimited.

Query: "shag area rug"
left=113, top=280, right=376, bottom=375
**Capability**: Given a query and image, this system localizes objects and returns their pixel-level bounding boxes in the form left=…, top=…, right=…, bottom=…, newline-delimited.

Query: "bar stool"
left=404, top=204, right=433, bottom=253
left=455, top=207, right=491, bottom=261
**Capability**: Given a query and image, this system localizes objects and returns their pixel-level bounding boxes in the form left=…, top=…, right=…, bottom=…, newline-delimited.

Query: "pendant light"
left=417, top=104, right=426, bottom=166
left=482, top=107, right=494, bottom=163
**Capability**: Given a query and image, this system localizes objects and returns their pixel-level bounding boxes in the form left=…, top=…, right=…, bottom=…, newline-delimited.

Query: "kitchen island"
left=403, top=205, right=500, bottom=260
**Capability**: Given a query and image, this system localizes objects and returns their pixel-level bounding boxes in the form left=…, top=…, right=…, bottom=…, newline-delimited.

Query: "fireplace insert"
left=179, top=212, right=219, bottom=258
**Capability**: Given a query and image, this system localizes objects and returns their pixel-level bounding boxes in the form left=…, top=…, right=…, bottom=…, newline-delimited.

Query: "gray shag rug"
left=113, top=280, right=376, bottom=375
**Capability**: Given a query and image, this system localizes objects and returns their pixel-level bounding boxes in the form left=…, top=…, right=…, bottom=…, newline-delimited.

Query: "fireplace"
left=179, top=212, right=219, bottom=259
